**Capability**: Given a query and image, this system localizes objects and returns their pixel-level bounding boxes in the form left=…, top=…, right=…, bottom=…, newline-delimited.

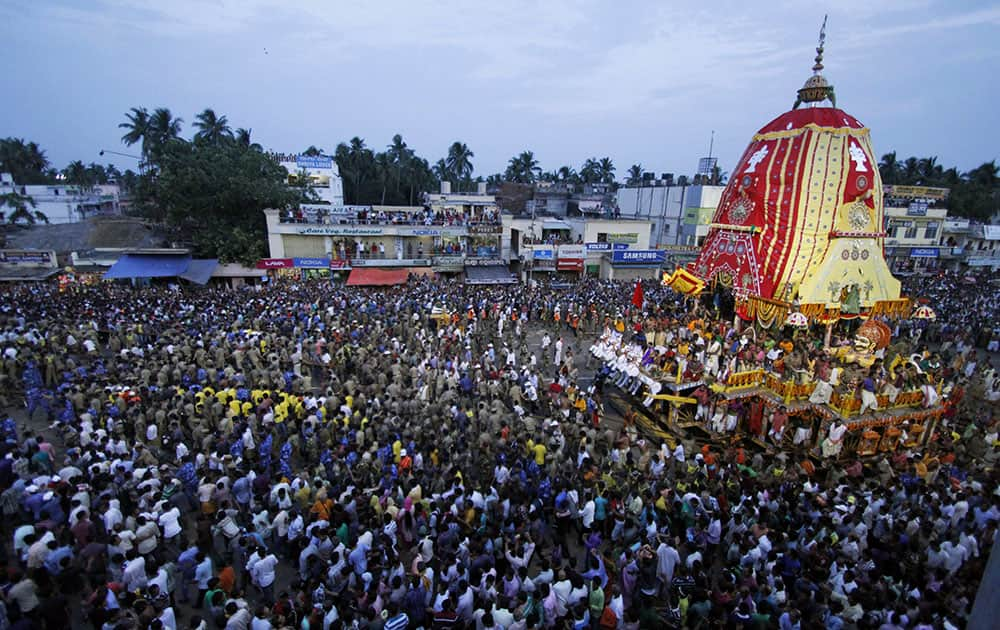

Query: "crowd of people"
left=0, top=275, right=995, bottom=630
left=279, top=207, right=501, bottom=228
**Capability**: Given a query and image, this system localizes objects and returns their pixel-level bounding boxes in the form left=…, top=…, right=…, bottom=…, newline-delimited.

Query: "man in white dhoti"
left=821, top=420, right=847, bottom=458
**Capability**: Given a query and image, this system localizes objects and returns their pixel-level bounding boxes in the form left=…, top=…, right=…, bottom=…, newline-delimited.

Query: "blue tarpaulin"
left=104, top=254, right=191, bottom=279
left=179, top=259, right=218, bottom=284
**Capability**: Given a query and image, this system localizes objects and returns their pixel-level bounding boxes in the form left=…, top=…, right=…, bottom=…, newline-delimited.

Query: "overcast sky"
left=2, top=0, right=998, bottom=180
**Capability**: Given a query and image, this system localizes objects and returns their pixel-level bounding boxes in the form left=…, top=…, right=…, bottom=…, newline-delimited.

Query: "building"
left=883, top=185, right=949, bottom=274
left=942, top=219, right=1000, bottom=271
left=261, top=181, right=508, bottom=284
left=0, top=173, right=122, bottom=224
left=271, top=153, right=345, bottom=223
left=504, top=215, right=658, bottom=281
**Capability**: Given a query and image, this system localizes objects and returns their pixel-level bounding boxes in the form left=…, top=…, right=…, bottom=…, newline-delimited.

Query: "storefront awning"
left=179, top=259, right=218, bottom=285
left=346, top=268, right=410, bottom=286
left=0, top=268, right=59, bottom=282
left=465, top=265, right=516, bottom=285
left=104, top=254, right=192, bottom=279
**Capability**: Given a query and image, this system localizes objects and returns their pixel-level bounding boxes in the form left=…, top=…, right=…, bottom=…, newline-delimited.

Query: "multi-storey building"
left=0, top=173, right=121, bottom=224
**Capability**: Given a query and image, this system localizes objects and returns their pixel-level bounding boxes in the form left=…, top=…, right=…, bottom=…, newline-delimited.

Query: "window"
left=924, top=222, right=939, bottom=240
left=888, top=225, right=898, bottom=238
left=597, top=233, right=607, bottom=243
left=663, top=224, right=670, bottom=235
left=904, top=226, right=918, bottom=239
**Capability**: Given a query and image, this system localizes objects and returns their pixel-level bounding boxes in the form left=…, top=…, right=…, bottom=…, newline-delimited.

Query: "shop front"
left=467, top=225, right=503, bottom=259
left=556, top=245, right=585, bottom=278
left=257, top=257, right=335, bottom=280
left=608, top=249, right=666, bottom=281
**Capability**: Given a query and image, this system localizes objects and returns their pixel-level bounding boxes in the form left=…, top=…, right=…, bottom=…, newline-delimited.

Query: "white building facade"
left=0, top=173, right=122, bottom=224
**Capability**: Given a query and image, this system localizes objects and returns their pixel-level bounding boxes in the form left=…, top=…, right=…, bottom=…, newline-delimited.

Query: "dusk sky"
left=2, top=0, right=998, bottom=179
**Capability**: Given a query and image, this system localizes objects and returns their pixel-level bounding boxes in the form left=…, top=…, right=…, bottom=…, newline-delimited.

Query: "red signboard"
left=557, top=259, right=584, bottom=271
left=256, top=258, right=294, bottom=269
left=329, top=259, right=350, bottom=269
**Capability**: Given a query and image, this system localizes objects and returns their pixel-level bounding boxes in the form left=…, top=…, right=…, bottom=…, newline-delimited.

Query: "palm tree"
left=918, top=156, right=941, bottom=185
left=966, top=160, right=999, bottom=189
left=1, top=192, right=47, bottom=225
left=145, top=108, right=184, bottom=164
left=386, top=134, right=414, bottom=199
left=63, top=160, right=94, bottom=193
left=627, top=164, right=643, bottom=185
left=234, top=128, right=263, bottom=152
left=556, top=166, right=578, bottom=185
left=505, top=151, right=541, bottom=184
left=119, top=107, right=151, bottom=157
left=192, top=108, right=232, bottom=145
left=302, top=145, right=324, bottom=157
left=433, top=159, right=450, bottom=183
left=878, top=152, right=900, bottom=186
left=0, top=138, right=52, bottom=184
left=580, top=158, right=600, bottom=184
left=901, top=157, right=920, bottom=185
left=445, top=142, right=474, bottom=190
left=598, top=157, right=616, bottom=184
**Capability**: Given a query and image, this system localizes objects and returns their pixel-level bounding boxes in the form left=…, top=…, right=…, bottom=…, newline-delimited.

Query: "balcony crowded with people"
left=279, top=204, right=500, bottom=226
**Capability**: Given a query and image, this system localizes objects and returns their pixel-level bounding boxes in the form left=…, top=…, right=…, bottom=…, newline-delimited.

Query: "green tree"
left=627, top=164, right=643, bottom=185
left=62, top=160, right=95, bottom=193
left=119, top=107, right=151, bottom=159
left=192, top=108, right=232, bottom=146
left=135, top=139, right=301, bottom=265
left=0, top=138, right=53, bottom=184
left=598, top=157, right=616, bottom=184
left=145, top=108, right=184, bottom=165
left=878, top=152, right=900, bottom=186
left=504, top=151, right=540, bottom=184
left=302, top=145, right=324, bottom=157
left=445, top=142, right=474, bottom=190
left=0, top=192, right=48, bottom=225
left=580, top=158, right=600, bottom=183
left=333, top=137, right=376, bottom=204
left=234, top=128, right=263, bottom=152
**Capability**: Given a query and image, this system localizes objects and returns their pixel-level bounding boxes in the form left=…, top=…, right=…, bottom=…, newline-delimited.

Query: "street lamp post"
left=99, top=149, right=144, bottom=175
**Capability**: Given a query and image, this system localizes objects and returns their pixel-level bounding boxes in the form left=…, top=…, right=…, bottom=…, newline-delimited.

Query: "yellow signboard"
left=883, top=185, right=949, bottom=200
left=607, top=233, right=638, bottom=244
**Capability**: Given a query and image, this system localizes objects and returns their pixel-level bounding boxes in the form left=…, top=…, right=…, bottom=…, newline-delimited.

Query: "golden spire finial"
left=793, top=15, right=836, bottom=109
left=813, top=15, right=827, bottom=74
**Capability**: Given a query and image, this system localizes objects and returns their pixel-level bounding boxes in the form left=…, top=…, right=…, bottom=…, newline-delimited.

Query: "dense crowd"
left=0, top=276, right=995, bottom=630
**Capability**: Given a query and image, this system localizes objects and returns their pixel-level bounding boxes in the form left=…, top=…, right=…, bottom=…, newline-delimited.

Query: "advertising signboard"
left=611, top=250, right=667, bottom=264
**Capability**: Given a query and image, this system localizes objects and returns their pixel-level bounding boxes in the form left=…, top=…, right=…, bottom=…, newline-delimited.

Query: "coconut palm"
left=504, top=150, right=540, bottom=184
left=627, top=164, right=643, bottom=185
left=878, top=152, right=900, bottom=185
left=144, top=108, right=184, bottom=164
left=598, top=157, right=616, bottom=184
left=580, top=158, right=600, bottom=184
left=234, top=128, right=262, bottom=152
left=445, top=142, right=474, bottom=190
left=192, top=108, right=232, bottom=145
left=1, top=192, right=48, bottom=225
left=62, top=160, right=94, bottom=193
left=119, top=107, right=151, bottom=157
left=302, top=145, right=324, bottom=157
left=433, top=159, right=450, bottom=183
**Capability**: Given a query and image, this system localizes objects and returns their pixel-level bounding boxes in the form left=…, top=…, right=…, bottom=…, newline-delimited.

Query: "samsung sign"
left=611, top=250, right=667, bottom=264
